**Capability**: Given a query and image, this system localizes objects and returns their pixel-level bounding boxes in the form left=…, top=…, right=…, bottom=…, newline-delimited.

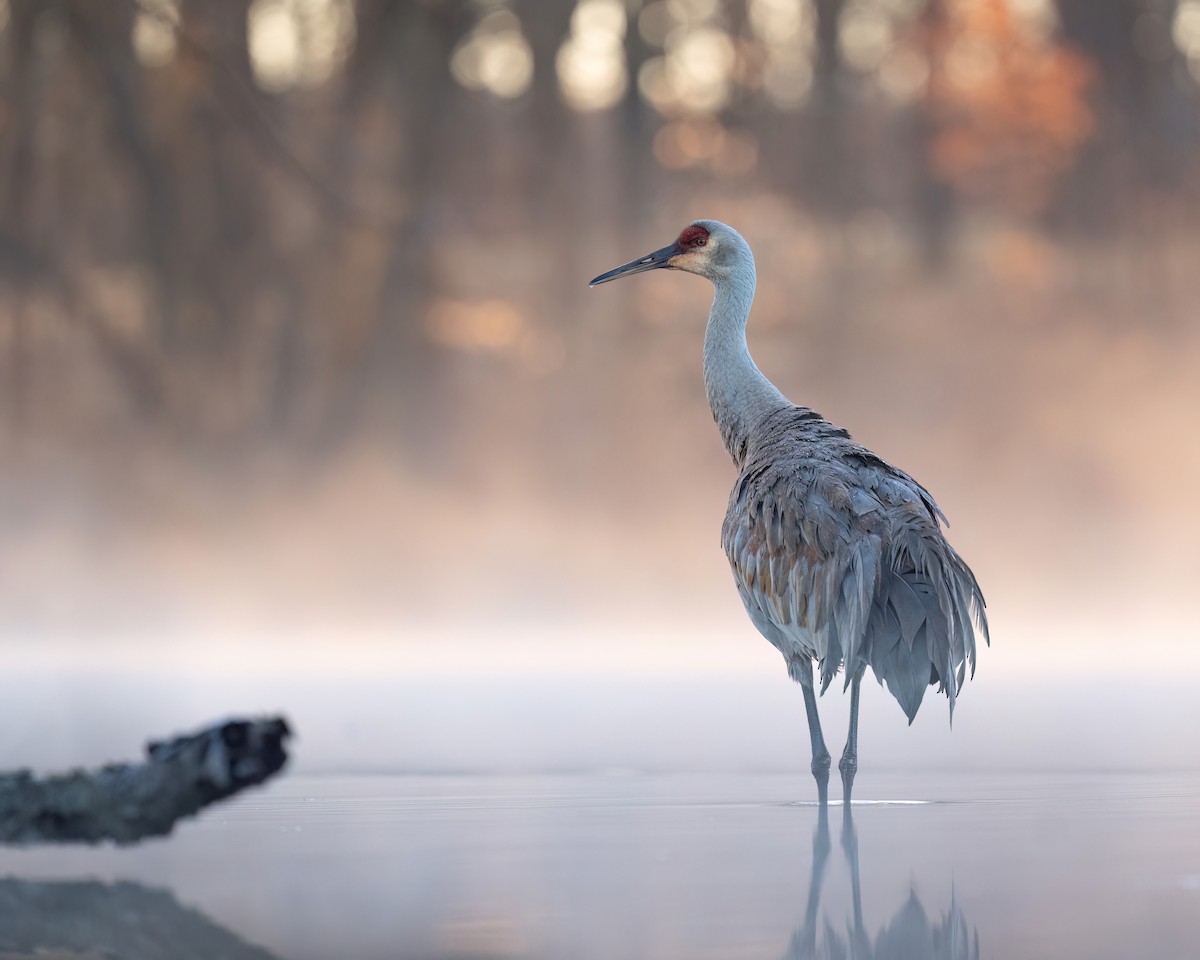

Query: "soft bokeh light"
left=880, top=0, right=924, bottom=14
left=878, top=47, right=930, bottom=102
left=451, top=8, right=535, bottom=99
left=248, top=0, right=356, bottom=93
left=750, top=0, right=815, bottom=109
left=653, top=118, right=721, bottom=168
left=666, top=26, right=738, bottom=112
left=131, top=0, right=179, bottom=68
left=638, top=0, right=677, bottom=47
left=425, top=299, right=527, bottom=353
left=1175, top=0, right=1200, bottom=58
left=251, top=0, right=305, bottom=92
left=556, top=0, right=628, bottom=111
left=840, top=1, right=894, bottom=72
left=944, top=33, right=998, bottom=90
left=1008, top=0, right=1058, bottom=40
left=749, top=0, right=809, bottom=45
left=637, top=56, right=674, bottom=111
left=762, top=51, right=814, bottom=108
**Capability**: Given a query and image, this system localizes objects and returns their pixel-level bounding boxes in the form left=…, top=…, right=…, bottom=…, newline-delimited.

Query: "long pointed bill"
left=589, top=243, right=681, bottom=286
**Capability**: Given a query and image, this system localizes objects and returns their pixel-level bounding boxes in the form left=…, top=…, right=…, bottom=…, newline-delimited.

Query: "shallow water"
left=4, top=771, right=1200, bottom=959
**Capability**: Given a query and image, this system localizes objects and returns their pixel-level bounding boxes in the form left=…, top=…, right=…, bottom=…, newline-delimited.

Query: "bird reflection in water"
left=785, top=806, right=979, bottom=960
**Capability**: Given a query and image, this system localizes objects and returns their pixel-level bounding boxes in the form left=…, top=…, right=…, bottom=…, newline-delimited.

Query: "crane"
left=590, top=220, right=988, bottom=804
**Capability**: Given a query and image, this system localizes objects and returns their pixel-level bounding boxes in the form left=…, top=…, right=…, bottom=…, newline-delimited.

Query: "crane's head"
left=588, top=220, right=750, bottom=287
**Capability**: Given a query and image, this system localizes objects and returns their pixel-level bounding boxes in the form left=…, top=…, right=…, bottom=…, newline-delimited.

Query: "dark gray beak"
left=589, top=243, right=681, bottom=287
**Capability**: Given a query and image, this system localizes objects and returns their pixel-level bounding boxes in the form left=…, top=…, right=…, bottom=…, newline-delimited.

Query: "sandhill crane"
left=590, top=220, right=988, bottom=804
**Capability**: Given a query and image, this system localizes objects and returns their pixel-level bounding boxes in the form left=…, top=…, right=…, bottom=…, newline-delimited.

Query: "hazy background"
left=1, top=0, right=1199, bottom=776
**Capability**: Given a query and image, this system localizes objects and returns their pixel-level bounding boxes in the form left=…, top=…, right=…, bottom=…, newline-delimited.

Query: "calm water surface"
left=3, top=771, right=1199, bottom=959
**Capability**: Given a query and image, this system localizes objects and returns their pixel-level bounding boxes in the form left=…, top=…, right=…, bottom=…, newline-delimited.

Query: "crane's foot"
left=812, top=752, right=832, bottom=806
left=838, top=754, right=857, bottom=805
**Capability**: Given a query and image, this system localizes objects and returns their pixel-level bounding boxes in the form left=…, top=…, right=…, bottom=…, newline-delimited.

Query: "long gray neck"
left=702, top=253, right=790, bottom=467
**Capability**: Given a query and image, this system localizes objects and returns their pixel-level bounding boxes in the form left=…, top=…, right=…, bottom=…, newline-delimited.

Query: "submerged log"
left=0, top=716, right=291, bottom=845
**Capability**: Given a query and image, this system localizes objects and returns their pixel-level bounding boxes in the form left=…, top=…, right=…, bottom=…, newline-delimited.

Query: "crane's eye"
left=692, top=237, right=706, bottom=247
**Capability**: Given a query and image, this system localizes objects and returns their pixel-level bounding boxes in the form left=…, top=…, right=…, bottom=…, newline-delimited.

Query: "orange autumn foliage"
left=924, top=0, right=1095, bottom=214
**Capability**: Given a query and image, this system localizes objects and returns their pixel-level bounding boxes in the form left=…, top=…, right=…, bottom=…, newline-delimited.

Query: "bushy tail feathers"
left=862, top=555, right=987, bottom=725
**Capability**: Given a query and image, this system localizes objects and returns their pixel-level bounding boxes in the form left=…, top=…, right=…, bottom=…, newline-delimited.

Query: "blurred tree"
left=324, top=0, right=475, bottom=455
left=1055, top=0, right=1195, bottom=226
left=910, top=0, right=959, bottom=270
left=0, top=0, right=43, bottom=435
left=0, top=0, right=1196, bottom=465
left=814, top=0, right=845, bottom=93
left=806, top=0, right=856, bottom=215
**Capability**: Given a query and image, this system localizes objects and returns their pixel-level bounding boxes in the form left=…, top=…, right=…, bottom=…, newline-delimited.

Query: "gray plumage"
left=591, top=219, right=988, bottom=803
left=723, top=404, right=985, bottom=722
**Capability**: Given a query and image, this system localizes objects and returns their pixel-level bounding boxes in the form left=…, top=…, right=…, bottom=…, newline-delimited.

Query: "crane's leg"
left=839, top=671, right=863, bottom=804
left=797, top=659, right=831, bottom=805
